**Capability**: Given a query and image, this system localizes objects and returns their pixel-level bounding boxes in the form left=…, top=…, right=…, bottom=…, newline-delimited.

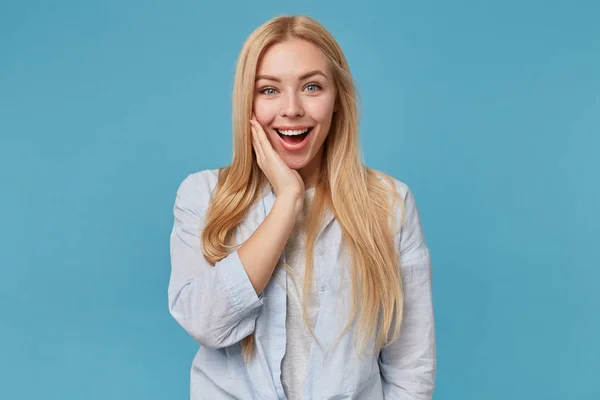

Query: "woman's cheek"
left=253, top=99, right=277, bottom=125
left=308, top=96, right=335, bottom=120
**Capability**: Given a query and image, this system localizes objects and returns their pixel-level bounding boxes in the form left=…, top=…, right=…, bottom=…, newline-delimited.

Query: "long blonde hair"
left=201, top=15, right=405, bottom=363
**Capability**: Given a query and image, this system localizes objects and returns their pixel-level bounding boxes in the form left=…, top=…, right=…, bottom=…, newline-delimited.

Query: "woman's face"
left=253, top=38, right=337, bottom=184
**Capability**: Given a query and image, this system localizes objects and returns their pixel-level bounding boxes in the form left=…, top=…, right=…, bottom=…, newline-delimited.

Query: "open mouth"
left=276, top=128, right=313, bottom=145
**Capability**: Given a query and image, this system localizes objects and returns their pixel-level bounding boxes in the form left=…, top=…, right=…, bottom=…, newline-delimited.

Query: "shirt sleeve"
left=168, top=172, right=264, bottom=349
left=379, top=187, right=436, bottom=399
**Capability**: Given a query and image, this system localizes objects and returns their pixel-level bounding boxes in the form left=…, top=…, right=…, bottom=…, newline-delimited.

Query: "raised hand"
left=250, top=116, right=305, bottom=214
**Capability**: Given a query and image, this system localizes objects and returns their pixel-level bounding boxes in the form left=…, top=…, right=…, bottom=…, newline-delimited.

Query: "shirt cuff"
left=216, top=249, right=264, bottom=319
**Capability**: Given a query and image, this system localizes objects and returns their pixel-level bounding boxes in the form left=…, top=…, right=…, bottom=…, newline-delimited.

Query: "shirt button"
left=320, top=285, right=326, bottom=291
left=317, top=246, right=324, bottom=255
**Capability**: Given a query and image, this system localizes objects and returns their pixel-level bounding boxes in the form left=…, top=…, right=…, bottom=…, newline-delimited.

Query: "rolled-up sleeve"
left=379, top=187, right=436, bottom=399
left=168, top=173, right=263, bottom=349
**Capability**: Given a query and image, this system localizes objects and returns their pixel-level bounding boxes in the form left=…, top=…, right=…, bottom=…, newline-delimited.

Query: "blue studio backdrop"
left=1, top=1, right=598, bottom=399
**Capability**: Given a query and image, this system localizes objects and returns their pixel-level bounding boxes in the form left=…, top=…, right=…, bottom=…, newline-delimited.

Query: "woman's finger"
left=250, top=123, right=264, bottom=163
left=251, top=119, right=273, bottom=156
left=251, top=119, right=271, bottom=159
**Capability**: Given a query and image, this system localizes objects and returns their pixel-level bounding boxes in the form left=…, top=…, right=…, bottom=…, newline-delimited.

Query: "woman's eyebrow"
left=255, top=70, right=328, bottom=82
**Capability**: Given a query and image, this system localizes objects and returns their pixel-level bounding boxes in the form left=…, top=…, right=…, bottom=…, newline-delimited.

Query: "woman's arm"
left=379, top=187, right=436, bottom=399
left=238, top=191, right=299, bottom=295
left=168, top=172, right=298, bottom=349
left=240, top=117, right=306, bottom=293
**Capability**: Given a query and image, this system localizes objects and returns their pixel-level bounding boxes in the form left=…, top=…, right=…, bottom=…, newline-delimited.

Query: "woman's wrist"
left=274, top=192, right=303, bottom=217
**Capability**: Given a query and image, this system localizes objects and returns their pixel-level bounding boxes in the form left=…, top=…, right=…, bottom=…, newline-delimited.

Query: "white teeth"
left=277, top=128, right=310, bottom=136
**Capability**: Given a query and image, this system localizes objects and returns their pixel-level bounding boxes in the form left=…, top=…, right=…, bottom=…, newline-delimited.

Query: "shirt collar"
left=260, top=183, right=335, bottom=237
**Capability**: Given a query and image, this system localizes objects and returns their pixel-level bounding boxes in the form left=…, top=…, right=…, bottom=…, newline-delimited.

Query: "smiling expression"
left=253, top=38, right=337, bottom=185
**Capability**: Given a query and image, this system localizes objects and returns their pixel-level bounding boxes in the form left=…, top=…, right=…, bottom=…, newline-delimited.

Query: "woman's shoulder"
left=174, top=168, right=222, bottom=210
left=182, top=168, right=220, bottom=186
left=368, top=168, right=412, bottom=200
left=177, top=168, right=220, bottom=189
left=369, top=168, right=426, bottom=240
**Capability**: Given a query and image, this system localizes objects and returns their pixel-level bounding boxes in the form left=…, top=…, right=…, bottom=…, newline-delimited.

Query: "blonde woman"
left=168, top=15, right=436, bottom=400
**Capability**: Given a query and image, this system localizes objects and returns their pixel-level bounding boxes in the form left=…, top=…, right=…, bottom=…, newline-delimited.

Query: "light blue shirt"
left=168, top=169, right=436, bottom=399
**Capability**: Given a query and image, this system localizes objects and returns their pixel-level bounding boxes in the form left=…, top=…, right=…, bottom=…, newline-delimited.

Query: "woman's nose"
left=280, top=93, right=304, bottom=117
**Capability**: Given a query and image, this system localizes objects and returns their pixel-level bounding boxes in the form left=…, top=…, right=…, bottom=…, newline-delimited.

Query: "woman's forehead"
left=256, top=39, right=330, bottom=79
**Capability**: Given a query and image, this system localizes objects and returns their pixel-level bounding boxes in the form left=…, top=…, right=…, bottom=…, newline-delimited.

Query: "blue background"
left=1, top=0, right=598, bottom=399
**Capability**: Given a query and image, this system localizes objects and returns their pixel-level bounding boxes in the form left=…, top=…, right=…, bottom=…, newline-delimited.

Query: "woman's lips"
left=276, top=128, right=312, bottom=152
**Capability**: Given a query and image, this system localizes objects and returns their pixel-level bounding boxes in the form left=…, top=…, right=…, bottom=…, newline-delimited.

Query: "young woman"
left=168, top=15, right=436, bottom=400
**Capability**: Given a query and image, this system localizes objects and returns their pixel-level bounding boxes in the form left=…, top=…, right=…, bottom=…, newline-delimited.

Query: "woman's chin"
left=284, top=159, right=307, bottom=171
left=278, top=154, right=307, bottom=170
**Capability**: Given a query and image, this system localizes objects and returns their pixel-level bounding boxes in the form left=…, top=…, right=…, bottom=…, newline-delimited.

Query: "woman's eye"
left=305, top=84, right=321, bottom=92
left=260, top=88, right=277, bottom=95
